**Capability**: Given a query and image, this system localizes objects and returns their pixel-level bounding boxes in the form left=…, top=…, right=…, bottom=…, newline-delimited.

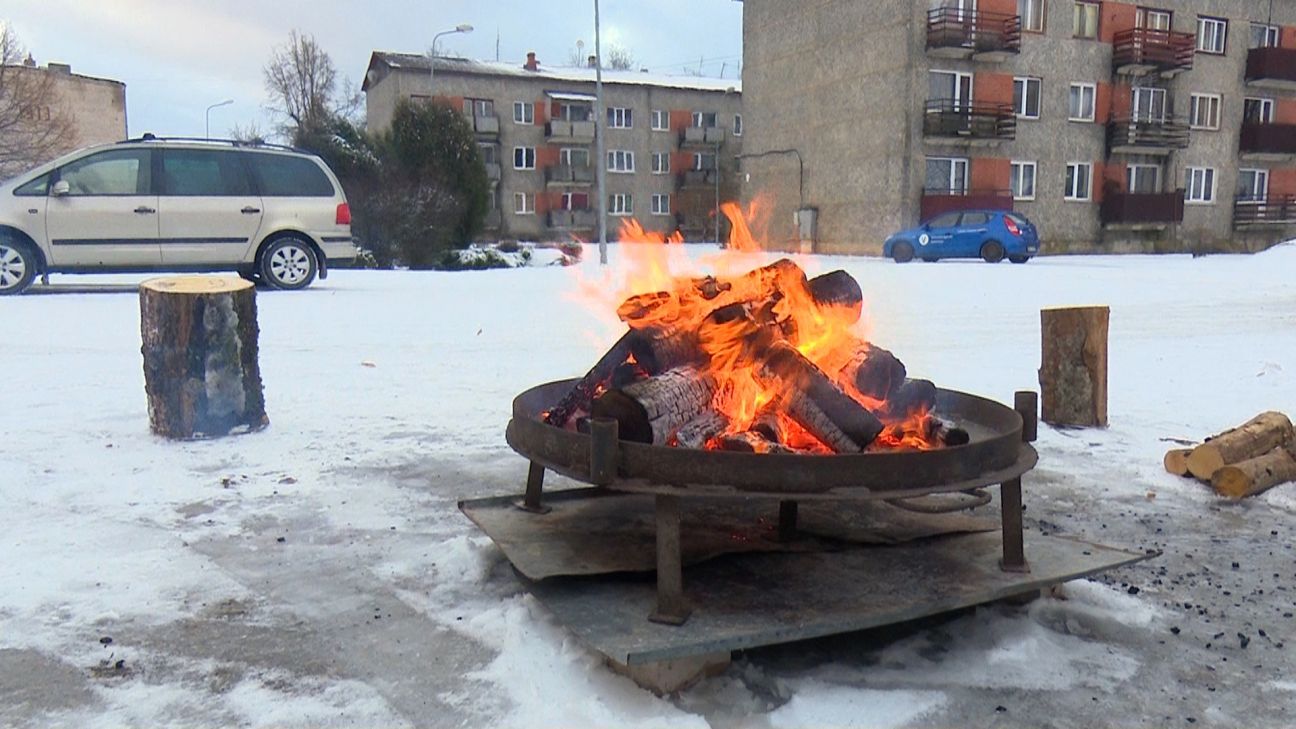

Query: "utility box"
left=794, top=207, right=818, bottom=254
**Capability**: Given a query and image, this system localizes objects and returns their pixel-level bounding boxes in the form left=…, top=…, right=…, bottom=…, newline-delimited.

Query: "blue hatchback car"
left=883, top=210, right=1040, bottom=263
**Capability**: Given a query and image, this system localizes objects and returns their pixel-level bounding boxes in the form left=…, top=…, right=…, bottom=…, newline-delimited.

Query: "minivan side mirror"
left=50, top=180, right=70, bottom=197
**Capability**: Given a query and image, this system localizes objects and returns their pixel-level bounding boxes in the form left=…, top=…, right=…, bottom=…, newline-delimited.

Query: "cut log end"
left=140, top=275, right=253, bottom=296
left=1163, top=448, right=1193, bottom=477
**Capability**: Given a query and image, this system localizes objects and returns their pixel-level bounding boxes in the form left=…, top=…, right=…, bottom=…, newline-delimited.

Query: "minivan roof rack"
left=117, top=135, right=308, bottom=154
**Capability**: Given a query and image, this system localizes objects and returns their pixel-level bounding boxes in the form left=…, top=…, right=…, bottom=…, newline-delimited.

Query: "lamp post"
left=205, top=98, right=232, bottom=139
left=593, top=0, right=608, bottom=264
left=429, top=24, right=474, bottom=94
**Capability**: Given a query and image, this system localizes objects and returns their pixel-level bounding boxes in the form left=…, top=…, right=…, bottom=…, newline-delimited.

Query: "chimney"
left=47, top=62, right=72, bottom=74
left=22, top=53, right=35, bottom=67
left=524, top=52, right=539, bottom=71
left=588, top=55, right=597, bottom=68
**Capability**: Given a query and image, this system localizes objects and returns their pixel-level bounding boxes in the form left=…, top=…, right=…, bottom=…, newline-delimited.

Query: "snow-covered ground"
left=2, top=244, right=1295, bottom=728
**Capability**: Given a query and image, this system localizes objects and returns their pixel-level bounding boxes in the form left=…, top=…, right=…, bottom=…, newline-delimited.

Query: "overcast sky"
left=4, top=0, right=743, bottom=141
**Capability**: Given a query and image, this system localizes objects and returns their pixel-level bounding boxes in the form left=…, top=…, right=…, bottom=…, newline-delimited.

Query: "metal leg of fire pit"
left=649, top=494, right=691, bottom=626
left=516, top=461, right=552, bottom=514
left=1001, top=390, right=1039, bottom=573
left=778, top=500, right=799, bottom=542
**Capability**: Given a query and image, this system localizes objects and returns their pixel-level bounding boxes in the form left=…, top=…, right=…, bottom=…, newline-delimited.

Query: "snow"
left=3, top=243, right=1296, bottom=727
left=375, top=52, right=742, bottom=93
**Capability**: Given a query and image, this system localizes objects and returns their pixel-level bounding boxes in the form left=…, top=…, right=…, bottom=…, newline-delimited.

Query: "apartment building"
left=742, top=0, right=1296, bottom=255
left=1, top=59, right=127, bottom=179
left=362, top=52, right=742, bottom=242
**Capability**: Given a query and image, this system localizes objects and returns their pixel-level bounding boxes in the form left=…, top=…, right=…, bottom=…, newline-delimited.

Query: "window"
left=1073, top=2, right=1100, bottom=39
left=557, top=102, right=593, bottom=122
left=609, top=193, right=633, bottom=216
left=1189, top=94, right=1221, bottom=130
left=1013, top=77, right=1042, bottom=119
left=1244, top=97, right=1274, bottom=123
left=1136, top=8, right=1172, bottom=31
left=513, top=147, right=536, bottom=170
left=692, top=111, right=718, bottom=128
left=608, top=107, right=632, bottom=129
left=478, top=144, right=498, bottom=165
left=1186, top=167, right=1216, bottom=203
left=693, top=152, right=716, bottom=171
left=514, top=193, right=534, bottom=214
left=651, top=109, right=668, bottom=131
left=929, top=70, right=973, bottom=107
left=14, top=173, right=51, bottom=197
left=464, top=98, right=494, bottom=116
left=1019, top=0, right=1045, bottom=32
left=1250, top=23, right=1280, bottom=49
left=607, top=150, right=635, bottom=173
left=560, top=191, right=589, bottom=210
left=961, top=212, right=990, bottom=226
left=651, top=193, right=671, bottom=215
left=247, top=154, right=334, bottom=197
left=1069, top=83, right=1096, bottom=121
left=926, top=212, right=962, bottom=228
left=57, top=149, right=151, bottom=196
left=1197, top=17, right=1227, bottom=54
left=1127, top=164, right=1160, bottom=194
left=651, top=152, right=670, bottom=174
left=1237, top=169, right=1269, bottom=202
left=1065, top=162, right=1092, bottom=201
left=733, top=114, right=743, bottom=136
left=1131, top=87, right=1167, bottom=122
left=160, top=149, right=252, bottom=196
left=560, top=148, right=590, bottom=168
left=1011, top=161, right=1037, bottom=201
left=925, top=157, right=969, bottom=194
left=513, top=101, right=534, bottom=125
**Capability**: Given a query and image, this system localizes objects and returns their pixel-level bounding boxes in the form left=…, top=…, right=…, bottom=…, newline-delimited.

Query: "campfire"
left=543, top=204, right=968, bottom=455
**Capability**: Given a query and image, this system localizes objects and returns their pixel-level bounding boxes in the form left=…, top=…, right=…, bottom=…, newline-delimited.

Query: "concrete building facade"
left=742, top=0, right=1296, bottom=255
left=2, top=60, right=127, bottom=177
left=362, top=52, right=743, bottom=242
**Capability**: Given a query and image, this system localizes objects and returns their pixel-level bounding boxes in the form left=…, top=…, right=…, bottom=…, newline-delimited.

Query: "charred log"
left=840, top=344, right=908, bottom=401
left=885, top=378, right=938, bottom=419
left=716, top=431, right=795, bottom=454
left=592, top=367, right=718, bottom=445
left=759, top=341, right=885, bottom=453
left=674, top=411, right=731, bottom=449
left=543, top=330, right=636, bottom=427
left=807, top=270, right=863, bottom=321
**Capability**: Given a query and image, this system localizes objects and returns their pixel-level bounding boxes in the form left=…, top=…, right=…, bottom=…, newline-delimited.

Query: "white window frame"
left=1013, top=76, right=1042, bottom=119
left=929, top=69, right=974, bottom=108
left=1073, top=1, right=1100, bottom=39
left=1197, top=16, right=1227, bottom=54
left=1065, top=162, right=1093, bottom=201
left=1237, top=168, right=1269, bottom=202
left=1189, top=93, right=1222, bottom=130
left=559, top=191, right=589, bottom=210
left=691, top=111, right=718, bottom=128
left=925, top=156, right=970, bottom=194
left=1137, top=8, right=1172, bottom=31
left=559, top=147, right=589, bottom=168
left=733, top=114, right=743, bottom=136
left=651, top=193, right=671, bottom=216
left=1244, top=97, right=1275, bottom=123
left=1068, top=82, right=1096, bottom=122
left=607, top=150, right=635, bottom=173
left=1131, top=87, right=1168, bottom=123
left=1020, top=0, right=1045, bottom=33
left=693, top=152, right=717, bottom=171
left=609, top=193, right=633, bottom=216
left=1250, top=22, right=1280, bottom=49
left=1010, top=160, right=1037, bottom=201
left=651, top=152, right=670, bottom=175
left=1185, top=167, right=1216, bottom=204
left=1127, top=164, right=1161, bottom=194
left=608, top=106, right=632, bottom=129
left=650, top=109, right=668, bottom=131
left=512, top=146, right=536, bottom=170
left=513, top=192, right=534, bottom=215
left=513, top=101, right=534, bottom=125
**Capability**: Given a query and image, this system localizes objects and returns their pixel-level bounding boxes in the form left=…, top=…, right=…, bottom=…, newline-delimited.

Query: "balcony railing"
left=1246, top=47, right=1296, bottom=89
left=548, top=209, right=596, bottom=229
left=468, top=113, right=499, bottom=136
left=925, top=8, right=1022, bottom=59
left=545, top=120, right=596, bottom=143
left=919, top=188, right=1013, bottom=221
left=1107, top=117, right=1190, bottom=155
left=681, top=126, right=726, bottom=146
left=1240, top=122, right=1296, bottom=156
left=1100, top=190, right=1185, bottom=226
left=484, top=162, right=501, bottom=181
left=545, top=163, right=595, bottom=185
left=1112, top=28, right=1195, bottom=76
left=923, top=100, right=1016, bottom=142
left=1234, top=196, right=1296, bottom=226
left=678, top=169, right=717, bottom=188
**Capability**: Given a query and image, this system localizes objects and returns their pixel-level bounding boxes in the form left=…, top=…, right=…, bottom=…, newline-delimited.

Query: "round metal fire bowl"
left=507, top=379, right=1036, bottom=500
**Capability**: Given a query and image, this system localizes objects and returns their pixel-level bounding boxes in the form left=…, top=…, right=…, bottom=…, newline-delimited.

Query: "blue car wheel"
left=891, top=241, right=915, bottom=263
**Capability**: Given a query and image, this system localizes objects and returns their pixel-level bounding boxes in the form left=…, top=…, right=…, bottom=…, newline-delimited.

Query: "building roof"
left=1, top=63, right=125, bottom=87
left=363, top=51, right=741, bottom=94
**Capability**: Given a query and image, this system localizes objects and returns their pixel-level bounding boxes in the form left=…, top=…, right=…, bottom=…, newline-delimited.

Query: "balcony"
left=548, top=209, right=596, bottom=230
left=545, top=120, right=596, bottom=143
left=1240, top=122, right=1296, bottom=159
left=483, top=209, right=502, bottom=229
left=484, top=162, right=501, bottom=182
left=1245, top=47, right=1296, bottom=90
left=468, top=113, right=499, bottom=137
left=922, top=100, right=1015, bottom=144
left=681, top=126, right=726, bottom=147
left=1112, top=28, right=1195, bottom=77
left=1234, top=196, right=1296, bottom=227
left=919, top=188, right=1013, bottom=221
left=1100, top=190, right=1185, bottom=228
left=925, top=8, right=1022, bottom=61
left=1107, top=118, right=1190, bottom=155
left=678, top=169, right=717, bottom=188
left=545, top=164, right=595, bottom=186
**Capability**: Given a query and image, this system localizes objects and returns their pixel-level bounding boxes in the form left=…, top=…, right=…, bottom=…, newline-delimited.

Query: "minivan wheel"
left=0, top=239, right=37, bottom=295
left=892, top=242, right=915, bottom=263
left=260, top=237, right=318, bottom=290
left=980, top=240, right=1005, bottom=263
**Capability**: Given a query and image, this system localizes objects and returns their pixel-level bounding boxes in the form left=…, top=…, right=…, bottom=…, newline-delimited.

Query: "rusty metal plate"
left=523, top=531, right=1153, bottom=665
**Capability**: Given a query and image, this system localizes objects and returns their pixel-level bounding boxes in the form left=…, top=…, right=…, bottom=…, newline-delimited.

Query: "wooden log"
left=807, top=270, right=863, bottom=322
left=840, top=344, right=908, bottom=401
left=139, top=276, right=267, bottom=440
left=758, top=341, right=884, bottom=453
left=592, top=367, right=718, bottom=445
left=716, top=431, right=795, bottom=454
left=673, top=411, right=731, bottom=449
left=1039, top=306, right=1109, bottom=427
left=543, top=330, right=636, bottom=427
left=627, top=326, right=703, bottom=374
left=1210, top=445, right=1296, bottom=499
left=1186, top=411, right=1294, bottom=481
left=1163, top=448, right=1194, bottom=477
left=885, top=378, right=937, bottom=419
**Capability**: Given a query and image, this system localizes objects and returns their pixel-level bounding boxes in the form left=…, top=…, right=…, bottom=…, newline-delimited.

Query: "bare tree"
left=229, top=121, right=267, bottom=145
left=606, top=45, right=636, bottom=71
left=0, top=24, right=74, bottom=179
left=263, top=30, right=341, bottom=138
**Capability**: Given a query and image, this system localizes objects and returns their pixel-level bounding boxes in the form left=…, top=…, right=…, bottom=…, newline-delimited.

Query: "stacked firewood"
left=543, top=259, right=967, bottom=454
left=1164, top=412, right=1296, bottom=499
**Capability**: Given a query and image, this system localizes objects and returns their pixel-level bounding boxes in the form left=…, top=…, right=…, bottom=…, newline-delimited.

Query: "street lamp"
left=593, top=0, right=608, bottom=264
left=429, top=24, right=474, bottom=93
left=205, top=98, right=233, bottom=139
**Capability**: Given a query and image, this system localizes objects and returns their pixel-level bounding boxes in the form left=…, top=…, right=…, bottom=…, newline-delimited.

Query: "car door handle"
left=134, top=206, right=156, bottom=214
left=241, top=206, right=261, bottom=214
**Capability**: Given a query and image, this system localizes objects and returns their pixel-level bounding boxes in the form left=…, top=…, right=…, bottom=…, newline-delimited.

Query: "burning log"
left=807, top=270, right=863, bottom=319
left=716, top=431, right=795, bottom=454
left=1186, top=411, right=1294, bottom=481
left=885, top=378, right=938, bottom=419
left=759, top=341, right=885, bottom=453
left=626, top=326, right=703, bottom=374
left=673, top=411, right=731, bottom=449
left=592, top=367, right=719, bottom=445
left=543, top=331, right=637, bottom=427
left=840, top=344, right=908, bottom=401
